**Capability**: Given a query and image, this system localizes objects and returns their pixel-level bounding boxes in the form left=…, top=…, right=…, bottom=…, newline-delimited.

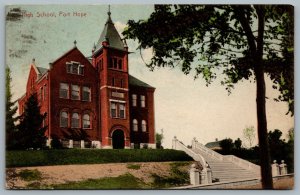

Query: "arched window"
left=60, top=111, right=68, bottom=127
left=142, top=120, right=147, bottom=132
left=83, top=113, right=91, bottom=129
left=71, top=113, right=80, bottom=128
left=133, top=119, right=138, bottom=132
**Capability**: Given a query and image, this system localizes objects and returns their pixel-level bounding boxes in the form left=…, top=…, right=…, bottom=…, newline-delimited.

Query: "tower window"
left=112, top=78, right=115, bottom=86
left=110, top=102, right=117, bottom=118
left=119, top=103, right=125, bottom=119
left=118, top=60, right=123, bottom=70
left=120, top=79, right=123, bottom=88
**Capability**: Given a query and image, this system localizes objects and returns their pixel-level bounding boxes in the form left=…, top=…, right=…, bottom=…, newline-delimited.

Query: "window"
left=120, top=79, right=124, bottom=88
left=113, top=58, right=117, bottom=69
left=118, top=60, right=123, bottom=70
left=71, top=85, right=80, bottom=100
left=71, top=113, right=80, bottom=128
left=39, top=87, right=43, bottom=100
left=133, top=119, right=138, bottom=132
left=109, top=58, right=113, bottom=68
left=132, top=94, right=137, bottom=107
left=67, top=62, right=84, bottom=75
left=59, top=83, right=69, bottom=99
left=112, top=78, right=115, bottom=86
left=83, top=114, right=91, bottom=129
left=82, top=86, right=91, bottom=101
left=43, top=85, right=47, bottom=100
left=119, top=104, right=125, bottom=119
left=110, top=102, right=117, bottom=118
left=142, top=120, right=147, bottom=132
left=60, top=111, right=68, bottom=127
left=141, top=95, right=146, bottom=107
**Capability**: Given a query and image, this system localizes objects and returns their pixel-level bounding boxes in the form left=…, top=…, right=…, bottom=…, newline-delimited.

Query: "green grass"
left=6, top=149, right=193, bottom=167
left=151, top=162, right=191, bottom=188
left=50, top=173, right=148, bottom=189
left=126, top=164, right=141, bottom=170
left=18, top=169, right=42, bottom=181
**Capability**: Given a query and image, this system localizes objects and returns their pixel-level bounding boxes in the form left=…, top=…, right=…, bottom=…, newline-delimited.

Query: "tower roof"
left=95, top=10, right=125, bottom=52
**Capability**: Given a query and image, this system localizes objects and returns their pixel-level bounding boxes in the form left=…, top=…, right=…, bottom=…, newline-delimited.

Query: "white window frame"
left=59, top=83, right=69, bottom=99
left=83, top=113, right=91, bottom=129
left=119, top=103, right=126, bottom=119
left=82, top=86, right=91, bottom=101
left=110, top=102, right=117, bottom=118
left=60, top=111, right=68, bottom=127
left=140, top=95, right=146, bottom=108
left=66, top=61, right=84, bottom=75
left=133, top=119, right=138, bottom=132
left=71, top=113, right=80, bottom=128
left=132, top=94, right=137, bottom=107
left=71, top=84, right=80, bottom=100
left=142, top=120, right=147, bottom=132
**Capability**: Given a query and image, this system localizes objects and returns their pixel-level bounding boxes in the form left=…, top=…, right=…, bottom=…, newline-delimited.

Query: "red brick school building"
left=18, top=11, right=156, bottom=149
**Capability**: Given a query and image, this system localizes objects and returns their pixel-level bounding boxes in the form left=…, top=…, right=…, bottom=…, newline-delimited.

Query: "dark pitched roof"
left=36, top=66, right=48, bottom=75
left=129, top=75, right=154, bottom=89
left=95, top=12, right=125, bottom=52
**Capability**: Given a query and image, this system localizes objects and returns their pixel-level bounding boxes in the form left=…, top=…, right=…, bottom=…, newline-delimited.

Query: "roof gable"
left=129, top=75, right=154, bottom=89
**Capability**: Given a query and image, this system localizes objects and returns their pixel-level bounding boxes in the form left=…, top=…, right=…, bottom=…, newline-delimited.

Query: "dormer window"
left=67, top=61, right=84, bottom=75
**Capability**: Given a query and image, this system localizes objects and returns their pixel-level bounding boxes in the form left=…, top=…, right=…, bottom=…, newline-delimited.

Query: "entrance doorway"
left=112, top=129, right=125, bottom=149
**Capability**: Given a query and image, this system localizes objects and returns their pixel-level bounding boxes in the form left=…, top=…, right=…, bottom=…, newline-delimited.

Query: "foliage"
left=126, top=164, right=141, bottom=170
left=51, top=173, right=147, bottom=189
left=156, top=129, right=164, bottom=149
left=219, top=138, right=234, bottom=154
left=17, top=93, right=47, bottom=150
left=151, top=162, right=191, bottom=188
left=234, top=138, right=242, bottom=150
left=6, top=149, right=193, bottom=167
left=243, top=126, right=256, bottom=148
left=6, top=67, right=19, bottom=150
left=50, top=137, right=63, bottom=149
left=123, top=5, right=294, bottom=188
left=18, top=169, right=42, bottom=181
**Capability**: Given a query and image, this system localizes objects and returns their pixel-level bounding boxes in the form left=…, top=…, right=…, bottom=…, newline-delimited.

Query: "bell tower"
left=92, top=8, right=130, bottom=149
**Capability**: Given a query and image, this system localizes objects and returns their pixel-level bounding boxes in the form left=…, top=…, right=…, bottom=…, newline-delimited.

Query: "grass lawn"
left=6, top=149, right=193, bottom=167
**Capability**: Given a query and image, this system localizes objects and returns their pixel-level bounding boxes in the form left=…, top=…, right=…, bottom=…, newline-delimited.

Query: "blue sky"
left=5, top=4, right=294, bottom=148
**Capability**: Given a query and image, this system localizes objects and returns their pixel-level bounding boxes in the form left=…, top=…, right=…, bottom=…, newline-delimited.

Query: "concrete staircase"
left=173, top=137, right=261, bottom=183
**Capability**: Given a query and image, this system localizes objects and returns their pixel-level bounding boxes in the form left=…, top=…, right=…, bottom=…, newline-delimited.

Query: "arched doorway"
left=112, top=129, right=125, bottom=149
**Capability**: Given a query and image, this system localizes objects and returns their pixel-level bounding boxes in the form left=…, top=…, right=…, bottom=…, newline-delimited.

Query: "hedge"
left=6, top=149, right=193, bottom=167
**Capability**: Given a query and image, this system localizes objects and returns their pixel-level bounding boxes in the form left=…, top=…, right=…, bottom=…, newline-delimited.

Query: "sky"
left=5, top=4, right=294, bottom=148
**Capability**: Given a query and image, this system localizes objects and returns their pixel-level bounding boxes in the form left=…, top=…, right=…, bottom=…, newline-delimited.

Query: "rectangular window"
left=118, top=60, right=123, bottom=70
left=66, top=62, right=84, bottom=75
left=119, top=104, right=125, bottom=119
left=82, top=86, right=91, bottom=101
left=120, top=79, right=123, bottom=88
left=141, top=95, right=146, bottom=107
left=132, top=94, right=137, bottom=107
left=110, top=102, right=117, bottom=118
left=59, top=83, right=69, bottom=99
left=112, top=78, right=115, bottom=86
left=71, top=84, right=80, bottom=100
left=43, top=85, right=47, bottom=101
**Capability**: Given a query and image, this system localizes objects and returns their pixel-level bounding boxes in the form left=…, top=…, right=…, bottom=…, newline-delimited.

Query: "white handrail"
left=193, top=141, right=223, bottom=161
left=173, top=138, right=207, bottom=169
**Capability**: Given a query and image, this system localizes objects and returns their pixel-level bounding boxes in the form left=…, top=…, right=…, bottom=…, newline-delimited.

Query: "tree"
left=18, top=93, right=47, bottom=149
left=243, top=126, right=256, bottom=148
left=123, top=5, right=294, bottom=188
left=220, top=138, right=234, bottom=154
left=155, top=129, right=164, bottom=149
left=234, top=138, right=242, bottom=150
left=6, top=67, right=19, bottom=149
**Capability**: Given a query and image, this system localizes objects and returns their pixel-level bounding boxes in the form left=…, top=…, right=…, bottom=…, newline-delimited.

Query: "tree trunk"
left=255, top=66, right=273, bottom=189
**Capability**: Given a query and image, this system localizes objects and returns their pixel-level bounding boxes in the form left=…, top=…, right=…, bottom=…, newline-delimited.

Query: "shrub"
left=6, top=149, right=193, bottom=167
left=127, top=164, right=141, bottom=170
